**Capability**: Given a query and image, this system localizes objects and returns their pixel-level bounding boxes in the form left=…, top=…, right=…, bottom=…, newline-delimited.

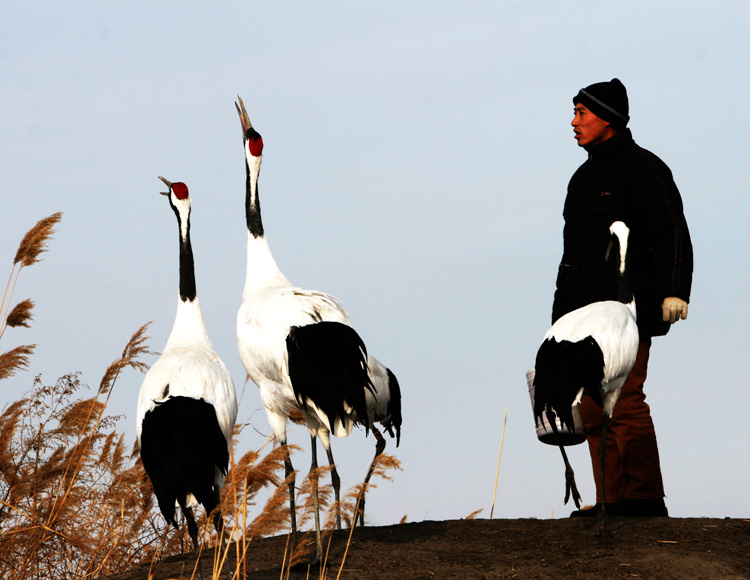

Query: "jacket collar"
left=585, top=128, right=634, bottom=159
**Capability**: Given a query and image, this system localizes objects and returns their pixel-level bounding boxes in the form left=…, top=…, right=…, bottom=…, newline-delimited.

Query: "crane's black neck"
left=616, top=267, right=633, bottom=304
left=611, top=234, right=633, bottom=305
left=173, top=206, right=197, bottom=302
left=245, top=161, right=264, bottom=239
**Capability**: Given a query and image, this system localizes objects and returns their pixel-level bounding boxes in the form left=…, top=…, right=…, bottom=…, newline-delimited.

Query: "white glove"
left=661, top=297, right=688, bottom=324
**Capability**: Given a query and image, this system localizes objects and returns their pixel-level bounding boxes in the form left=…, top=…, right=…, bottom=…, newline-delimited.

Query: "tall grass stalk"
left=490, top=408, right=509, bottom=519
left=0, top=212, right=61, bottom=341
left=1, top=213, right=61, bottom=383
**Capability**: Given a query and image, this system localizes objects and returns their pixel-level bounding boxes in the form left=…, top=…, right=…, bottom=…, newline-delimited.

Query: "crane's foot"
left=183, top=507, right=201, bottom=551
left=564, top=465, right=582, bottom=509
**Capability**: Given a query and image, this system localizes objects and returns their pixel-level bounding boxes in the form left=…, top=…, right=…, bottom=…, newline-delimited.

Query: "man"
left=553, top=78, right=693, bottom=517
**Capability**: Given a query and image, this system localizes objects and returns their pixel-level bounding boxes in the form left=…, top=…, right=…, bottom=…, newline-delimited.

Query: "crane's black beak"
left=158, top=175, right=172, bottom=196
left=235, top=94, right=253, bottom=134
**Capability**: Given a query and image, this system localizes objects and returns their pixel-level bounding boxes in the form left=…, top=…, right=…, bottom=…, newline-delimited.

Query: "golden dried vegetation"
left=0, top=214, right=402, bottom=580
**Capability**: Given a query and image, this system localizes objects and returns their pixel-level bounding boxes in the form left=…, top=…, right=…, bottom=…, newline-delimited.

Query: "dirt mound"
left=100, top=517, right=750, bottom=580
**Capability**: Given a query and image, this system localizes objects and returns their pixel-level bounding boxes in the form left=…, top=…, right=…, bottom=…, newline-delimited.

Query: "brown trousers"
left=578, top=340, right=665, bottom=503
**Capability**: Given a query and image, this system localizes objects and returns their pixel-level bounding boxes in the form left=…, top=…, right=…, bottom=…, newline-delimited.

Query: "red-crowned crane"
left=137, top=177, right=238, bottom=550
left=533, top=220, right=638, bottom=530
left=234, top=96, right=401, bottom=560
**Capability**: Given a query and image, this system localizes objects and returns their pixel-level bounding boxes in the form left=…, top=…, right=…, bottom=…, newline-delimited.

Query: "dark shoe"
left=570, top=503, right=615, bottom=518
left=571, top=499, right=668, bottom=518
left=570, top=504, right=599, bottom=518
left=613, top=498, right=668, bottom=517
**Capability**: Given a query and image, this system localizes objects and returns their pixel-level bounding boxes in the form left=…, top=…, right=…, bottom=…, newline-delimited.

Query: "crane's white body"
left=543, top=298, right=638, bottom=416
left=237, top=230, right=393, bottom=441
left=238, top=231, right=346, bottom=436
left=137, top=297, right=238, bottom=449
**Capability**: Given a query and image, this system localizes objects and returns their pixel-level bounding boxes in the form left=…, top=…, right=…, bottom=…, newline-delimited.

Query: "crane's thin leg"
left=558, top=444, right=582, bottom=509
left=184, top=506, right=200, bottom=551
left=357, top=427, right=387, bottom=526
left=324, top=444, right=342, bottom=529
left=208, top=489, right=225, bottom=542
left=212, top=510, right=225, bottom=542
left=281, top=441, right=298, bottom=548
left=183, top=507, right=204, bottom=580
left=309, top=434, right=323, bottom=564
left=546, top=410, right=582, bottom=509
left=599, top=413, right=611, bottom=535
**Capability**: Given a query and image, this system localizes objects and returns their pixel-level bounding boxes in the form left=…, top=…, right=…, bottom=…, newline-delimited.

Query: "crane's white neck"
left=242, top=148, right=291, bottom=295
left=164, top=297, right=212, bottom=350
left=243, top=231, right=291, bottom=297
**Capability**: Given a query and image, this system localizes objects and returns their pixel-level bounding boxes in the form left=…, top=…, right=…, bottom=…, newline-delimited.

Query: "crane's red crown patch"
left=172, top=182, right=189, bottom=200
left=248, top=135, right=264, bottom=157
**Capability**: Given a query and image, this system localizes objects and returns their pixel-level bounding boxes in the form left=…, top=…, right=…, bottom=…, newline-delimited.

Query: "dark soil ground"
left=102, top=517, right=750, bottom=580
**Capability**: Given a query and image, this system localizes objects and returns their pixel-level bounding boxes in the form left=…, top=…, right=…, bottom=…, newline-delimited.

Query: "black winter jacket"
left=552, top=129, right=693, bottom=338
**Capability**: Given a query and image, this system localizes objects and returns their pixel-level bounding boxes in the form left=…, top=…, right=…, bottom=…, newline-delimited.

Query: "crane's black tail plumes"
left=286, top=321, right=374, bottom=435
left=383, top=368, right=402, bottom=446
left=533, top=336, right=605, bottom=431
left=140, top=396, right=229, bottom=537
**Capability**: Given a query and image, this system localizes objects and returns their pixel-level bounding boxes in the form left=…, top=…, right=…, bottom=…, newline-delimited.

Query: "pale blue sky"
left=2, top=2, right=748, bottom=524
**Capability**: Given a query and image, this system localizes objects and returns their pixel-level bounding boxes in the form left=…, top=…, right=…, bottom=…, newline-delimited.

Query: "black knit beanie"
left=573, top=78, right=629, bottom=129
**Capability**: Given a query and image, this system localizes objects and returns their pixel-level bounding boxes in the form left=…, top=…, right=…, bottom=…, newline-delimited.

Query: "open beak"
left=158, top=175, right=172, bottom=196
left=235, top=94, right=252, bottom=133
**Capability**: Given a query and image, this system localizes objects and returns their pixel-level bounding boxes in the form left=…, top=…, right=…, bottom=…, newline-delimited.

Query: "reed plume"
left=0, top=344, right=36, bottom=381
left=335, top=453, right=403, bottom=529
left=221, top=442, right=294, bottom=541
left=5, top=298, right=34, bottom=328
left=13, top=212, right=63, bottom=269
left=99, top=322, right=155, bottom=395
left=1, top=212, right=61, bottom=371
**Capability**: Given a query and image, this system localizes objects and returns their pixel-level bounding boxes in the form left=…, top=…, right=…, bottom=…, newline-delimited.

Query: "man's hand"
left=661, top=297, right=688, bottom=324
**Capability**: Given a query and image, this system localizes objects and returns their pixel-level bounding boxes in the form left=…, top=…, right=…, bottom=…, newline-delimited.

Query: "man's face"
left=571, top=104, right=615, bottom=147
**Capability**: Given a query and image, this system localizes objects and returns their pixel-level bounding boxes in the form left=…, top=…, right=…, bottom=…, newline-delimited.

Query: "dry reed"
left=0, top=344, right=36, bottom=382
left=5, top=298, right=34, bottom=329
left=12, top=212, right=63, bottom=269
left=0, top=318, right=162, bottom=580
left=0, top=212, right=404, bottom=580
left=490, top=408, right=508, bottom=519
left=1, top=212, right=61, bottom=377
left=1, top=212, right=62, bottom=340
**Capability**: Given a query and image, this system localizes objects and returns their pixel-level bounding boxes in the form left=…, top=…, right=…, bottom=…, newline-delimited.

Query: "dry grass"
left=0, top=371, right=400, bottom=580
left=1, top=212, right=62, bottom=341
left=0, top=213, right=403, bottom=580
left=0, top=213, right=61, bottom=382
left=12, top=212, right=63, bottom=269
left=0, top=344, right=36, bottom=382
left=0, top=342, right=161, bottom=579
left=5, top=299, right=34, bottom=329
